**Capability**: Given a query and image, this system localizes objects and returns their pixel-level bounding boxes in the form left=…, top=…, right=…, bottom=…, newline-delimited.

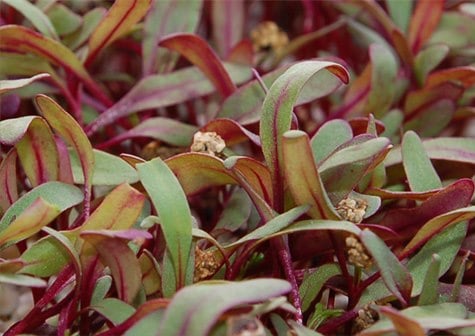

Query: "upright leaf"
left=85, top=0, right=152, bottom=66
left=282, top=130, right=339, bottom=220
left=402, top=131, right=442, bottom=192
left=137, top=158, right=193, bottom=292
left=211, top=0, right=244, bottom=57
left=259, top=60, right=349, bottom=206
left=142, top=0, right=202, bottom=75
left=407, top=0, right=444, bottom=54
left=0, top=149, right=18, bottom=212
left=35, top=94, right=94, bottom=216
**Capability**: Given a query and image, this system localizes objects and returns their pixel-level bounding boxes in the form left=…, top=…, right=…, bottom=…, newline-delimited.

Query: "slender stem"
left=252, top=68, right=269, bottom=95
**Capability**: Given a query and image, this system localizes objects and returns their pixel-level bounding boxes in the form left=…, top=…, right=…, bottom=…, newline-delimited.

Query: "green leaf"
left=90, top=298, right=136, bottom=325
left=259, top=60, right=349, bottom=204
left=20, top=236, right=70, bottom=277
left=361, top=229, right=413, bottom=305
left=310, top=119, right=353, bottom=164
left=142, top=0, right=202, bottom=75
left=0, top=73, right=50, bottom=95
left=0, top=273, right=47, bottom=287
left=386, top=0, right=412, bottom=33
left=70, top=149, right=139, bottom=186
left=91, top=275, right=113, bottom=305
left=282, top=130, right=339, bottom=220
left=413, top=44, right=449, bottom=86
left=0, top=181, right=83, bottom=233
left=299, top=263, right=341, bottom=312
left=158, top=279, right=291, bottom=336
left=213, top=188, right=252, bottom=232
left=2, top=0, right=58, bottom=39
left=124, top=310, right=164, bottom=336
left=417, top=254, right=441, bottom=306
left=137, top=158, right=193, bottom=292
left=85, top=0, right=152, bottom=66
left=63, top=7, right=105, bottom=50
left=402, top=130, right=442, bottom=192
left=47, top=3, right=82, bottom=36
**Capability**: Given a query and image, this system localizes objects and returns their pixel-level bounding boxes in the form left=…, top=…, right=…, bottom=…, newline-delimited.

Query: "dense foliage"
left=0, top=0, right=475, bottom=335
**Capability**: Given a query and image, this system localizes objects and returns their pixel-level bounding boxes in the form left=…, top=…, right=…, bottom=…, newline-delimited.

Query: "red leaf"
left=159, top=33, right=237, bottom=98
left=408, top=0, right=444, bottom=54
left=0, top=149, right=18, bottom=212
left=426, top=66, right=475, bottom=89
left=200, top=118, right=260, bottom=146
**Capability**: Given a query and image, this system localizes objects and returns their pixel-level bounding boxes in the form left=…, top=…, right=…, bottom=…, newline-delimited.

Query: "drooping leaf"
left=0, top=273, right=47, bottom=288
left=69, top=149, right=139, bottom=186
left=86, top=63, right=251, bottom=135
left=2, top=0, right=58, bottom=39
left=35, top=94, right=94, bottom=216
left=89, top=298, right=136, bottom=325
left=402, top=130, right=442, bottom=192
left=407, top=0, right=444, bottom=54
left=85, top=0, right=152, bottom=66
left=282, top=130, right=339, bottom=220
left=98, top=117, right=198, bottom=148
left=81, top=232, right=145, bottom=303
left=310, top=119, right=353, bottom=164
left=142, top=0, right=203, bottom=75
left=299, top=263, right=341, bottom=312
left=0, top=181, right=83, bottom=233
left=0, top=73, right=50, bottom=95
left=158, top=33, right=237, bottom=98
left=81, top=183, right=145, bottom=232
left=259, top=60, right=349, bottom=205
left=0, top=149, right=18, bottom=212
left=158, top=279, right=291, bottom=336
left=137, top=158, right=193, bottom=292
left=0, top=25, right=110, bottom=105
left=360, top=229, right=413, bottom=305
left=0, top=198, right=59, bottom=248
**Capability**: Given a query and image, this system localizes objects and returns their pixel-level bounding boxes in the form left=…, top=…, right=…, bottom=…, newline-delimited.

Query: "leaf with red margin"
left=402, top=205, right=475, bottom=257
left=166, top=153, right=237, bottom=196
left=200, top=118, right=260, bottom=146
left=0, top=149, right=18, bottom=213
left=0, top=198, right=60, bottom=248
left=407, top=0, right=444, bottom=54
left=361, top=229, right=413, bottom=306
left=0, top=73, right=50, bottom=95
left=81, top=232, right=147, bottom=304
left=282, top=130, right=339, bottom=220
left=377, top=179, right=474, bottom=242
left=211, top=0, right=244, bottom=57
left=366, top=188, right=440, bottom=201
left=97, top=117, right=198, bottom=149
left=375, top=306, right=426, bottom=336
left=260, top=60, right=349, bottom=207
left=85, top=0, right=152, bottom=67
left=226, top=40, right=253, bottom=65
left=142, top=0, right=202, bottom=75
left=310, top=119, right=353, bottom=164
left=80, top=183, right=145, bottom=232
left=35, top=94, right=94, bottom=216
left=159, top=33, right=237, bottom=98
left=426, top=66, right=475, bottom=89
left=0, top=25, right=110, bottom=106
left=0, top=116, right=59, bottom=187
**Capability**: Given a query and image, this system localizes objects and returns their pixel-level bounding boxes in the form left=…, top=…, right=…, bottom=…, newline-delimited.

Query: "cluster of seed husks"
left=336, top=197, right=367, bottom=224
left=190, top=131, right=226, bottom=157
left=194, top=246, right=220, bottom=282
left=250, top=21, right=288, bottom=54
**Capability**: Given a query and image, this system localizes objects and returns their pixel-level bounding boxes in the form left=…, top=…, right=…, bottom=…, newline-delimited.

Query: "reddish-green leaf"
left=283, top=130, right=339, bottom=220
left=426, top=66, right=475, bottom=89
left=402, top=131, right=442, bottom=192
left=158, top=279, right=291, bottom=336
left=407, top=0, right=444, bottom=54
left=403, top=205, right=475, bottom=256
left=378, top=306, right=426, bottom=336
left=86, top=63, right=251, bottom=135
left=299, top=263, right=341, bottom=312
left=137, top=158, right=193, bottom=292
left=0, top=73, right=50, bottom=95
left=85, top=0, right=152, bottom=66
left=81, top=232, right=143, bottom=303
left=0, top=25, right=110, bottom=105
left=310, top=119, right=353, bottom=164
left=211, top=0, right=244, bottom=57
left=90, top=298, right=136, bottom=325
left=81, top=183, right=145, bottom=232
left=260, top=60, right=349, bottom=206
left=361, top=229, right=413, bottom=305
left=98, top=117, right=198, bottom=148
left=0, top=149, right=18, bottom=213
left=200, top=118, right=260, bottom=146
left=0, top=198, right=59, bottom=247
left=159, top=33, right=237, bottom=98
left=35, top=94, right=94, bottom=216
left=139, top=250, right=161, bottom=296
